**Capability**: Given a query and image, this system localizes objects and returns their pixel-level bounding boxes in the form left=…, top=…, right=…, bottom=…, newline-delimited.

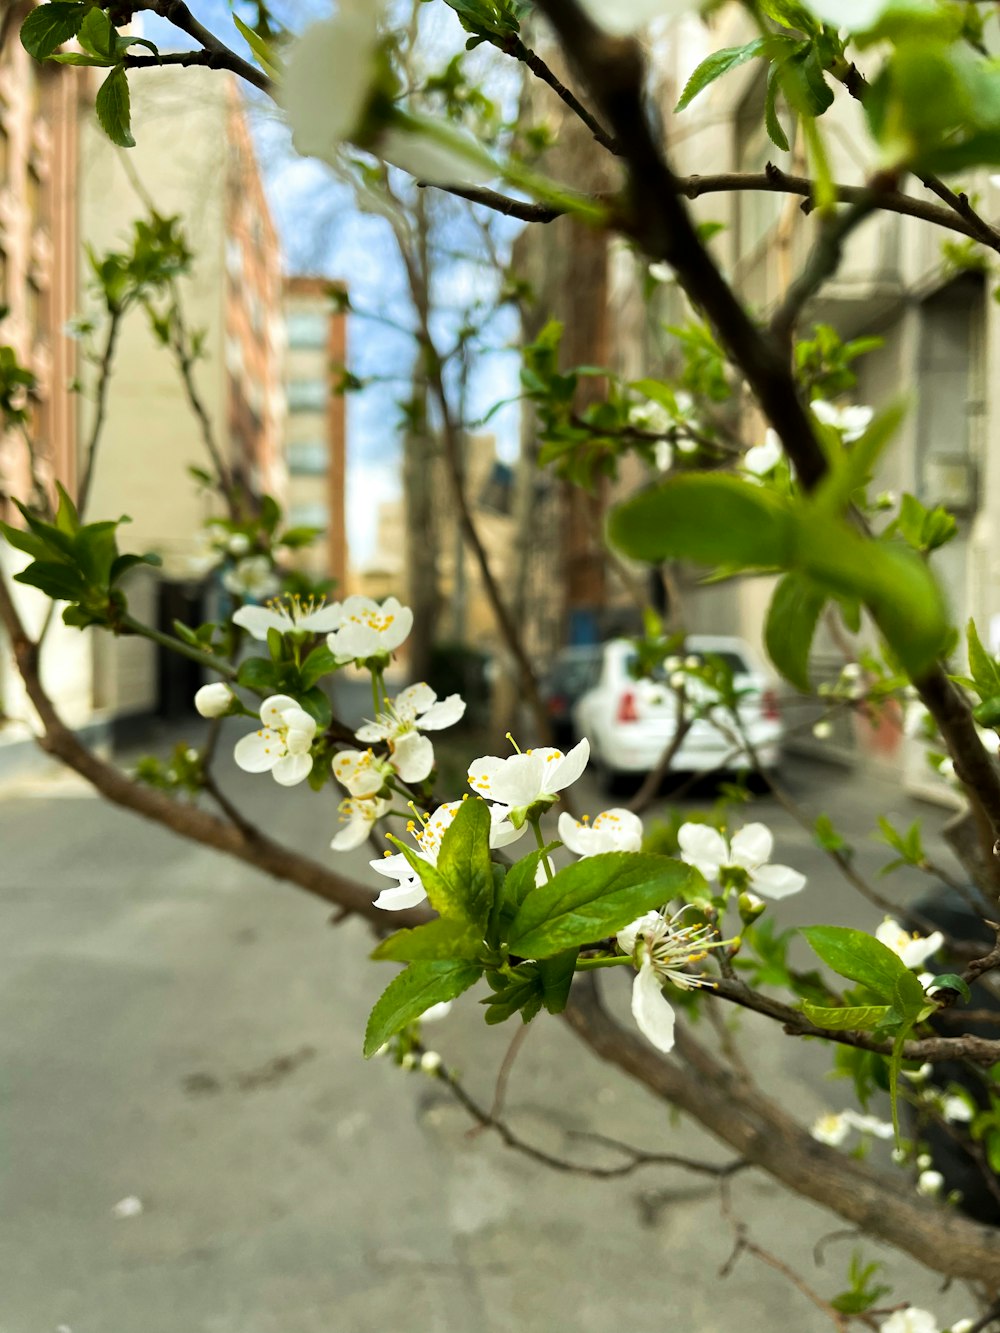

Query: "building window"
left=289, top=501, right=329, bottom=532
left=287, top=378, right=327, bottom=412
left=225, top=237, right=243, bottom=281
left=288, top=441, right=328, bottom=475
left=287, top=309, right=328, bottom=349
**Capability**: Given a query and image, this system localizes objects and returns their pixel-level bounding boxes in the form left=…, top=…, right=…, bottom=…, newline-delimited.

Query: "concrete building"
left=0, top=35, right=93, bottom=767
left=79, top=68, right=286, bottom=723
left=284, top=275, right=348, bottom=590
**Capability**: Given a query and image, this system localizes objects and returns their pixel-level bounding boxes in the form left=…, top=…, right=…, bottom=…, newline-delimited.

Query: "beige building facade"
left=284, top=275, right=347, bottom=589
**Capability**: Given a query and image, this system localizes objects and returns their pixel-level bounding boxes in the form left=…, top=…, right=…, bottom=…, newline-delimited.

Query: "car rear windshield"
left=626, top=650, right=750, bottom=680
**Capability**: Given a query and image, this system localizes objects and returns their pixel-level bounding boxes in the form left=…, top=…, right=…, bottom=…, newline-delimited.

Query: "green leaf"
left=765, top=61, right=791, bottom=151
left=13, top=560, right=87, bottom=601
left=802, top=925, right=921, bottom=1004
left=372, top=918, right=484, bottom=962
left=0, top=519, right=51, bottom=561
left=928, top=972, right=971, bottom=1003
left=389, top=839, right=475, bottom=924
left=608, top=474, right=795, bottom=568
left=802, top=1002, right=893, bottom=1031
left=508, top=852, right=698, bottom=959
left=95, top=65, right=135, bottom=148
left=674, top=38, right=768, bottom=112
left=236, top=656, right=283, bottom=691
left=77, top=6, right=115, bottom=61
left=300, top=644, right=339, bottom=689
left=297, top=687, right=332, bottom=729
left=363, top=961, right=482, bottom=1057
left=967, top=618, right=1000, bottom=703
left=765, top=572, right=827, bottom=692
left=436, top=797, right=494, bottom=931
left=812, top=401, right=907, bottom=515
left=20, top=1, right=87, bottom=59
left=536, top=948, right=579, bottom=1014
left=232, top=12, right=282, bottom=77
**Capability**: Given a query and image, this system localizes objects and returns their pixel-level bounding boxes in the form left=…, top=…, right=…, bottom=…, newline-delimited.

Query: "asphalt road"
left=0, top=723, right=978, bottom=1333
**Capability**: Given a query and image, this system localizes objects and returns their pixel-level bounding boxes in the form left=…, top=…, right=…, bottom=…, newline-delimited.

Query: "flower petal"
left=392, top=732, right=435, bottom=784
left=488, top=806, right=528, bottom=849
left=750, top=863, right=806, bottom=900
left=468, top=754, right=505, bottom=798
left=418, top=693, right=466, bottom=731
left=729, top=822, right=773, bottom=871
left=232, top=606, right=291, bottom=640
left=296, top=602, right=344, bottom=633
left=557, top=811, right=594, bottom=857
left=271, top=752, right=313, bottom=786
left=374, top=881, right=427, bottom=911
left=332, top=749, right=386, bottom=797
left=396, top=682, right=436, bottom=715
left=631, top=960, right=677, bottom=1053
left=617, top=911, right=661, bottom=957
left=234, top=729, right=280, bottom=773
left=355, top=720, right=391, bottom=743
left=331, top=818, right=372, bottom=851
left=484, top=753, right=545, bottom=808
left=260, top=695, right=301, bottom=729
left=370, top=852, right=413, bottom=881
left=549, top=738, right=590, bottom=792
left=677, top=823, right=728, bottom=879
left=282, top=7, right=381, bottom=156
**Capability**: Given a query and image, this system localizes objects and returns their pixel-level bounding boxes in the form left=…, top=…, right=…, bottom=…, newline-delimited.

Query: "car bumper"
left=596, top=723, right=783, bottom=774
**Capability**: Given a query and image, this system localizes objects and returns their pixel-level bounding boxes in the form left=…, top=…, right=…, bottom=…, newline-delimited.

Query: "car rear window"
left=625, top=649, right=750, bottom=680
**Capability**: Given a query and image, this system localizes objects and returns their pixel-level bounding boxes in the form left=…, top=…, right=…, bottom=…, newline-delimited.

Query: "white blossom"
left=811, top=1111, right=851, bottom=1146
left=233, top=594, right=344, bottom=640
left=333, top=747, right=395, bottom=798
left=227, top=532, right=251, bottom=557
left=422, top=1000, right=452, bottom=1022
left=330, top=794, right=391, bottom=851
left=950, top=1320, right=975, bottom=1333
left=282, top=3, right=383, bottom=159
left=916, top=1169, right=944, bottom=1197
left=810, top=398, right=875, bottom=442
left=875, top=917, right=944, bottom=970
left=557, top=807, right=644, bottom=857
left=468, top=738, right=589, bottom=826
left=744, top=428, right=784, bottom=476
left=942, top=1095, right=974, bottom=1124
left=194, top=682, right=234, bottom=718
left=654, top=439, right=673, bottom=472
left=617, top=907, right=726, bottom=1053
left=353, top=682, right=465, bottom=785
left=111, top=1196, right=144, bottom=1219
left=222, top=554, right=280, bottom=600
left=842, top=1109, right=894, bottom=1139
left=326, top=595, right=413, bottom=662
left=880, top=1311, right=940, bottom=1333
left=234, top=694, right=317, bottom=786
left=677, top=822, right=806, bottom=900
left=420, top=1050, right=442, bottom=1074
left=812, top=720, right=834, bottom=740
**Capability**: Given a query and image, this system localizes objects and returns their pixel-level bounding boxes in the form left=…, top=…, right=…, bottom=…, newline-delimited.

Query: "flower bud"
left=195, top=682, right=235, bottom=718
left=916, top=1152, right=932, bottom=1170
left=664, top=656, right=682, bottom=671
left=917, top=1169, right=944, bottom=1197
left=812, top=721, right=833, bottom=740
left=684, top=655, right=700, bottom=670
left=669, top=671, right=686, bottom=690
left=420, top=1051, right=442, bottom=1075
left=400, top=1052, right=418, bottom=1070
left=738, top=892, right=766, bottom=925
left=227, top=532, right=251, bottom=556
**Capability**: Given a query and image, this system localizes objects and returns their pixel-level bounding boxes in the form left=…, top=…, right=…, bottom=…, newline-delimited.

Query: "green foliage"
left=966, top=618, right=1000, bottom=703
left=735, top=919, right=828, bottom=1003
left=95, top=66, right=134, bottom=149
left=814, top=813, right=851, bottom=858
left=372, top=918, right=484, bottom=962
left=794, top=325, right=884, bottom=399
left=481, top=949, right=579, bottom=1024
left=507, top=853, right=701, bottom=959
left=133, top=741, right=204, bottom=795
left=364, top=961, right=483, bottom=1057
left=88, top=213, right=193, bottom=314
left=874, top=815, right=926, bottom=874
left=608, top=472, right=950, bottom=680
left=441, top=0, right=526, bottom=50
left=802, top=1001, right=893, bottom=1031
left=829, top=1253, right=892, bottom=1317
left=674, top=38, right=770, bottom=112
left=0, top=345, right=37, bottom=427
left=0, top=488, right=159, bottom=628
left=801, top=926, right=926, bottom=1019
left=886, top=493, right=958, bottom=553
left=765, top=572, right=827, bottom=692
left=19, top=1, right=87, bottom=59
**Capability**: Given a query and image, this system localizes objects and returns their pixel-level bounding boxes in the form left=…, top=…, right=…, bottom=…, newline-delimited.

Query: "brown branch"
left=77, top=308, right=124, bottom=520
left=133, top=0, right=273, bottom=95
left=505, top=34, right=620, bottom=155
left=562, top=976, right=1000, bottom=1283
left=627, top=689, right=692, bottom=814
left=432, top=1051, right=746, bottom=1179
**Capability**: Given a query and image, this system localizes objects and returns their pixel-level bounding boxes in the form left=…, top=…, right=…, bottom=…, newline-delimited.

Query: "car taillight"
left=616, top=690, right=639, bottom=724
left=762, top=688, right=780, bottom=722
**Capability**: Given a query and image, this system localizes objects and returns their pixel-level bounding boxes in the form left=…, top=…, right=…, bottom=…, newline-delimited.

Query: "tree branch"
left=133, top=0, right=273, bottom=95
left=562, top=976, right=1000, bottom=1283
left=505, top=34, right=620, bottom=156
left=77, top=307, right=124, bottom=520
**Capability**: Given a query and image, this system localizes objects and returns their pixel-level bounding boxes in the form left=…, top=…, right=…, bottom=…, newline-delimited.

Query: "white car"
left=572, top=636, right=783, bottom=791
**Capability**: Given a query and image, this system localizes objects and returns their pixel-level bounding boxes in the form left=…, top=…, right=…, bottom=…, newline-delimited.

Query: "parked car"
left=572, top=636, right=783, bottom=791
left=539, top=644, right=604, bottom=747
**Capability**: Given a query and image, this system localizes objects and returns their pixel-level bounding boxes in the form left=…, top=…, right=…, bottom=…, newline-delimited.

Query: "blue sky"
left=142, top=1, right=525, bottom=565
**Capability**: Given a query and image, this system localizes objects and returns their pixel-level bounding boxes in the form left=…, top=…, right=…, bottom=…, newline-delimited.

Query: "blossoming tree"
left=9, top=0, right=1000, bottom=1326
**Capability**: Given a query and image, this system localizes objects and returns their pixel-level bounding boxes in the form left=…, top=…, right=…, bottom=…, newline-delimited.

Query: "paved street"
left=0, top=726, right=977, bottom=1332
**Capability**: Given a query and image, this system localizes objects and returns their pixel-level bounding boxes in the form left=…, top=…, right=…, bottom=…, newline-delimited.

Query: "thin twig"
left=77, top=308, right=124, bottom=520
left=133, top=0, right=273, bottom=95
left=505, top=35, right=619, bottom=155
